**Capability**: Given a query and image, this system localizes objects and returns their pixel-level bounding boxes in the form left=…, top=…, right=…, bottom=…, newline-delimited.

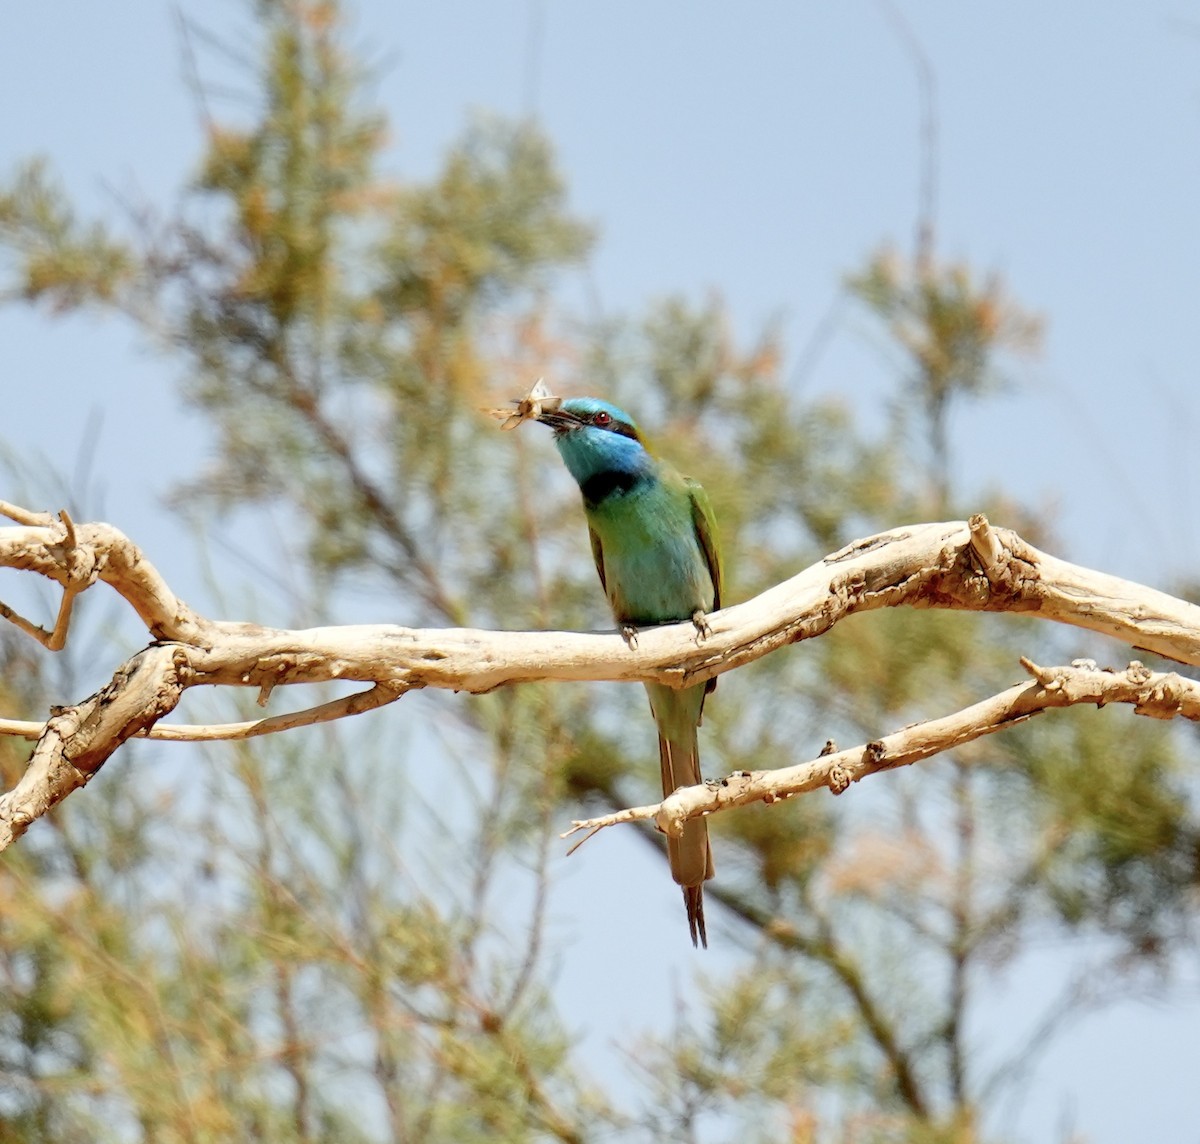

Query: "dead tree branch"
left=3, top=502, right=1200, bottom=850
left=561, top=658, right=1200, bottom=850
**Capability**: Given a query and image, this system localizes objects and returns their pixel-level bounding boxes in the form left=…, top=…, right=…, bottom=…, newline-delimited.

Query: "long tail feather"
left=653, top=683, right=715, bottom=947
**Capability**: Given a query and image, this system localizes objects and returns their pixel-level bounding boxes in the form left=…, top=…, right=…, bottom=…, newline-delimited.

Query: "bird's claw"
left=691, top=610, right=712, bottom=641
left=620, top=623, right=639, bottom=649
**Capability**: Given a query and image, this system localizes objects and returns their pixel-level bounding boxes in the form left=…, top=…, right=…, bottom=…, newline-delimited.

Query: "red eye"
left=593, top=411, right=611, bottom=426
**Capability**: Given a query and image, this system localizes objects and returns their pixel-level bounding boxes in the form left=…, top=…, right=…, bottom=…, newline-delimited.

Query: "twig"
left=0, top=683, right=408, bottom=742
left=0, top=499, right=54, bottom=526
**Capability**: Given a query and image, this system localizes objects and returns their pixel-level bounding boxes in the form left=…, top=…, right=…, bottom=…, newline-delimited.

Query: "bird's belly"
left=592, top=499, right=714, bottom=625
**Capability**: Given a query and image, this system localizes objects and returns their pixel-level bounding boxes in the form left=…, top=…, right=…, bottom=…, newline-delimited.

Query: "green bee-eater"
left=536, top=397, right=720, bottom=947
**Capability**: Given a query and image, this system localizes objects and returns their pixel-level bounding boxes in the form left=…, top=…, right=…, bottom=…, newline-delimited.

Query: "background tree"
left=1, top=3, right=1197, bottom=1142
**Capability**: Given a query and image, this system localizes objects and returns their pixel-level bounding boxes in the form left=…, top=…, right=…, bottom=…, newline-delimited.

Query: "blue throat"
left=552, top=400, right=656, bottom=505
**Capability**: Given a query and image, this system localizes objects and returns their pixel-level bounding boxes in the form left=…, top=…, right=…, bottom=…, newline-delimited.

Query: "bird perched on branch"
left=535, top=397, right=720, bottom=947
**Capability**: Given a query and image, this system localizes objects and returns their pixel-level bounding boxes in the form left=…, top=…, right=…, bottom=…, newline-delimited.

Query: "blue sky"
left=3, top=3, right=1200, bottom=1140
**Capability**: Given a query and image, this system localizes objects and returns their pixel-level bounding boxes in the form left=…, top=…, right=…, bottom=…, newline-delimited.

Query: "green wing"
left=685, top=477, right=721, bottom=611
left=588, top=525, right=607, bottom=598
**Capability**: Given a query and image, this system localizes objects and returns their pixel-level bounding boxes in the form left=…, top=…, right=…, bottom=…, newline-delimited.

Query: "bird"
left=535, top=396, right=720, bottom=947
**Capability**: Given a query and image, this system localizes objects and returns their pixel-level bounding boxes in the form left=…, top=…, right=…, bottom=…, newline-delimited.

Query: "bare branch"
left=0, top=644, right=186, bottom=850
left=4, top=512, right=1200, bottom=692
left=0, top=503, right=207, bottom=642
left=5, top=502, right=1200, bottom=847
left=561, top=659, right=1200, bottom=848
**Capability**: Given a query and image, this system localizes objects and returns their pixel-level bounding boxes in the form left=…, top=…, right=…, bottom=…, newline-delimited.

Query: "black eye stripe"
left=579, top=408, right=640, bottom=439
left=605, top=419, right=640, bottom=440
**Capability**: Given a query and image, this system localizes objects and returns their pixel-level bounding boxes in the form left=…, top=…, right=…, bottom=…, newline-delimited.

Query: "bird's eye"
left=593, top=411, right=612, bottom=426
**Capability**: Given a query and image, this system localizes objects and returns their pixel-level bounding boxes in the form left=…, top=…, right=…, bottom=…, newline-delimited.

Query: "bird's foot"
left=691, top=609, right=712, bottom=640
left=620, top=622, right=639, bottom=649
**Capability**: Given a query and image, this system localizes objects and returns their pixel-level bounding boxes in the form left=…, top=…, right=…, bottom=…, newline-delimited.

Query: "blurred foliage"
left=847, top=247, right=1042, bottom=508
left=0, top=159, right=135, bottom=311
left=0, top=2, right=1197, bottom=1142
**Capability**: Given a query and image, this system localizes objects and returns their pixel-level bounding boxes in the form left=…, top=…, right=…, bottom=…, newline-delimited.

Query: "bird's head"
left=536, top=397, right=653, bottom=486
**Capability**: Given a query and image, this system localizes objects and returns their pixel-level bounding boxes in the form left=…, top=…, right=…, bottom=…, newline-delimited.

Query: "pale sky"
left=3, top=4, right=1200, bottom=1141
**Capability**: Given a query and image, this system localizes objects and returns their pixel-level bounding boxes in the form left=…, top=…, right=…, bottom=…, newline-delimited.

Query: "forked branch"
left=3, top=502, right=1200, bottom=851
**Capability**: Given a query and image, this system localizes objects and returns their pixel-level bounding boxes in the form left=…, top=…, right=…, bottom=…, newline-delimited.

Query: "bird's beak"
left=535, top=407, right=582, bottom=434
